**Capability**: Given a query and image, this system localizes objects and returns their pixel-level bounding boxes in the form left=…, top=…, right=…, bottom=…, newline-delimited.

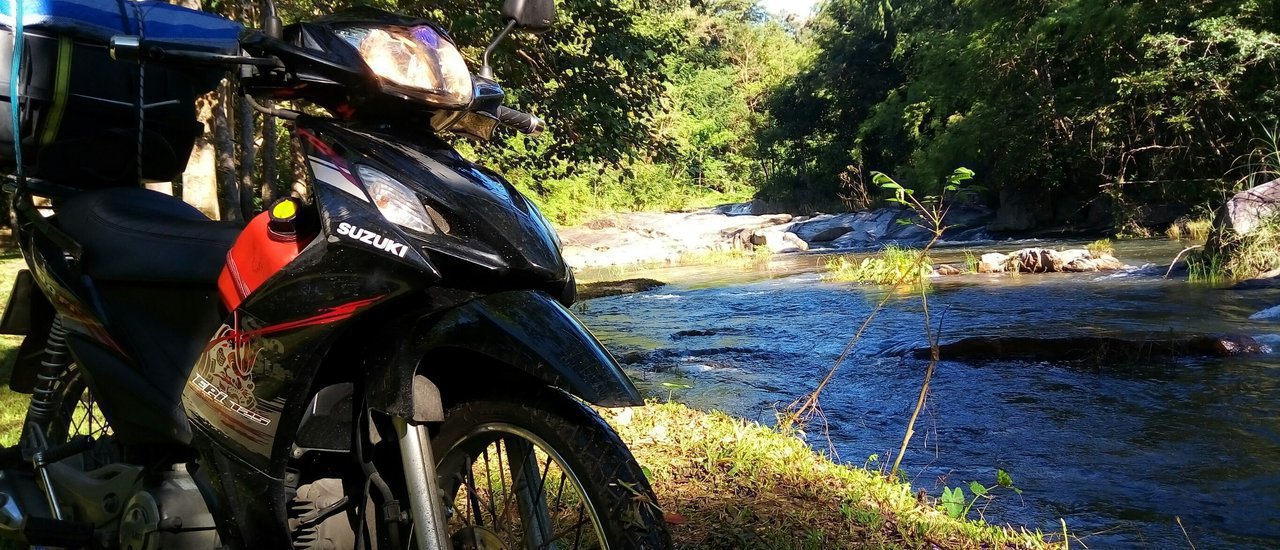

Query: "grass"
left=604, top=401, right=1059, bottom=549
left=0, top=251, right=29, bottom=446
left=1166, top=217, right=1213, bottom=242
left=677, top=246, right=774, bottom=267
left=1188, top=214, right=1280, bottom=283
left=823, top=245, right=933, bottom=286
left=1086, top=238, right=1114, bottom=257
left=962, top=249, right=980, bottom=273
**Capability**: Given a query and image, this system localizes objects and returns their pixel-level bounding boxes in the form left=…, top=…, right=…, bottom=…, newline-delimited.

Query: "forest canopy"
left=203, top=0, right=1280, bottom=230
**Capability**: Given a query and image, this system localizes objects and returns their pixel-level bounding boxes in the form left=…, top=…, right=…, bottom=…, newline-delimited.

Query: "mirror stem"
left=480, top=19, right=519, bottom=80
left=261, top=0, right=282, bottom=39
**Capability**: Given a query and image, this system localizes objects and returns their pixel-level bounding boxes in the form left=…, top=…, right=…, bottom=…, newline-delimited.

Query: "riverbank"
left=605, top=401, right=1056, bottom=548
left=0, top=253, right=1058, bottom=548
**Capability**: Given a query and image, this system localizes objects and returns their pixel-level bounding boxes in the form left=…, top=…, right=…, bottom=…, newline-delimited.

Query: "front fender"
left=367, top=290, right=642, bottom=420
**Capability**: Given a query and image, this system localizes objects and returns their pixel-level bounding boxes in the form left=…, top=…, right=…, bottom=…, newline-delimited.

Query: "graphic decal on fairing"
left=309, top=156, right=368, bottom=202
left=186, top=296, right=382, bottom=455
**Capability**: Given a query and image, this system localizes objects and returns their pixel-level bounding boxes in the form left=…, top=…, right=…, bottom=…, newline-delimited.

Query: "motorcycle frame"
left=6, top=115, right=642, bottom=548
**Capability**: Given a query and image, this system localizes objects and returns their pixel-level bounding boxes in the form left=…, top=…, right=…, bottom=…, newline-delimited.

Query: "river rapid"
left=573, top=239, right=1280, bottom=548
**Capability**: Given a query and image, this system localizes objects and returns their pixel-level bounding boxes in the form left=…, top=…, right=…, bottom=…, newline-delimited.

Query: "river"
left=573, top=239, right=1280, bottom=548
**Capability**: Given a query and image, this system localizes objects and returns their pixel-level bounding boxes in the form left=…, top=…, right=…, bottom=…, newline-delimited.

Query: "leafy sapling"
left=940, top=468, right=1023, bottom=519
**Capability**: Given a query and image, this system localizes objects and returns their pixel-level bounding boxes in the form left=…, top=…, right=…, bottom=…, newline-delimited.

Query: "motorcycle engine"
left=118, top=465, right=218, bottom=550
left=290, top=478, right=360, bottom=549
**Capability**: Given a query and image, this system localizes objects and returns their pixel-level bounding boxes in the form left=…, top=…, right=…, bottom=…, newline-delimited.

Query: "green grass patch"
left=1189, top=215, right=1280, bottom=283
left=0, top=252, right=28, bottom=446
left=823, top=246, right=933, bottom=285
left=1086, top=238, right=1114, bottom=257
left=1166, top=217, right=1213, bottom=242
left=604, top=401, right=1060, bottom=549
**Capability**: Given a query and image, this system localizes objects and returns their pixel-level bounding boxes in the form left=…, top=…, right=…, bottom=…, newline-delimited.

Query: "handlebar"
left=496, top=106, right=545, bottom=135
left=109, top=35, right=281, bottom=68
left=110, top=34, right=542, bottom=136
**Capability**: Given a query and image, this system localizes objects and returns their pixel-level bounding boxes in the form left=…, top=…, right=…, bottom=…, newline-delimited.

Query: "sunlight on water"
left=578, top=238, right=1280, bottom=549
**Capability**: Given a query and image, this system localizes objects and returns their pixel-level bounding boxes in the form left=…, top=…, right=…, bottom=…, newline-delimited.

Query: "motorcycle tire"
left=430, top=388, right=672, bottom=550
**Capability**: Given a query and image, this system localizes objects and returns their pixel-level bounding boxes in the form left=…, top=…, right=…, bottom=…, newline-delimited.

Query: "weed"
left=963, top=249, right=979, bottom=273
left=1166, top=217, right=1213, bottom=242
left=939, top=469, right=1023, bottom=520
left=1189, top=214, right=1280, bottom=282
left=823, top=246, right=933, bottom=285
left=1086, top=238, right=1114, bottom=257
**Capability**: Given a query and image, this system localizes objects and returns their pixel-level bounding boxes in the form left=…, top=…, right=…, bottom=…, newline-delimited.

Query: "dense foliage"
left=761, top=0, right=1280, bottom=229
left=348, top=0, right=811, bottom=223
left=169, top=0, right=1280, bottom=231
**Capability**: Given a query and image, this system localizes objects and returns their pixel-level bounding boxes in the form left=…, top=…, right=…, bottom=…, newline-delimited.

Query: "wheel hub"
left=451, top=526, right=508, bottom=550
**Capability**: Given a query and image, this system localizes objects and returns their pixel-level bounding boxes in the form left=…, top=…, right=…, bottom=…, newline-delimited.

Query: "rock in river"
left=577, top=278, right=666, bottom=300
left=977, top=248, right=1125, bottom=273
left=909, top=334, right=1267, bottom=363
left=1215, top=177, right=1280, bottom=238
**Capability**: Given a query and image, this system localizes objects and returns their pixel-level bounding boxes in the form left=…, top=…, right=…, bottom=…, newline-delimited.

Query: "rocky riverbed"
left=558, top=201, right=994, bottom=269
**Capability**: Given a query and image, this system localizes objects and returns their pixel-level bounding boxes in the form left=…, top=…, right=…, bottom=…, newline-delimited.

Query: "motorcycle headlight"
left=336, top=25, right=473, bottom=108
left=357, top=165, right=436, bottom=235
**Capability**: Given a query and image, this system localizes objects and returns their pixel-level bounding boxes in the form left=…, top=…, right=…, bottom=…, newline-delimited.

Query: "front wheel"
left=431, top=390, right=671, bottom=549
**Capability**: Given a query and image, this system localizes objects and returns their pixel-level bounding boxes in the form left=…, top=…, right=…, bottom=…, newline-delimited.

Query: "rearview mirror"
left=502, top=0, right=556, bottom=33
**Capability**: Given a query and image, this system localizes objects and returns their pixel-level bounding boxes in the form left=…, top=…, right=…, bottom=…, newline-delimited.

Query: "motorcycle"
left=0, top=0, right=672, bottom=547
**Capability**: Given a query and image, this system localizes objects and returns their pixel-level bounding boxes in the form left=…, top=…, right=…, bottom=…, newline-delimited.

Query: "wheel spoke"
left=440, top=424, right=611, bottom=550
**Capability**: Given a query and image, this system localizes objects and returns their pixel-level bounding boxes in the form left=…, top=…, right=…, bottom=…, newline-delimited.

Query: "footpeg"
left=33, top=435, right=94, bottom=519
left=0, top=471, right=95, bottom=547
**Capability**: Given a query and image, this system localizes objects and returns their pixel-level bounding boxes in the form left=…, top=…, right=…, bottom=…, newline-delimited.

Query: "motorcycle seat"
left=56, top=187, right=242, bottom=284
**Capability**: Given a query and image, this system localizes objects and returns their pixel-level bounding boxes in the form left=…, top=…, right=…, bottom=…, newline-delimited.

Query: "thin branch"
left=1165, top=245, right=1204, bottom=278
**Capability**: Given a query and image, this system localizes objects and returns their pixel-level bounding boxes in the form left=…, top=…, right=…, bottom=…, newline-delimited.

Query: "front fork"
left=394, top=418, right=556, bottom=550
left=394, top=418, right=452, bottom=550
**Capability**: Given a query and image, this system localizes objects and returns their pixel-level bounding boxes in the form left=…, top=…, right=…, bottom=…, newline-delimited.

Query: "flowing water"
left=574, top=239, right=1280, bottom=548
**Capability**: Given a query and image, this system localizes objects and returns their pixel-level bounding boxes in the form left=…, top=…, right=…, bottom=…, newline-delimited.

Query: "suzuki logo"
left=336, top=222, right=409, bottom=258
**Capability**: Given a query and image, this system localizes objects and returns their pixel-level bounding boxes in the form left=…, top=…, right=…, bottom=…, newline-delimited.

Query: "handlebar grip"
left=109, top=35, right=280, bottom=69
left=496, top=106, right=545, bottom=135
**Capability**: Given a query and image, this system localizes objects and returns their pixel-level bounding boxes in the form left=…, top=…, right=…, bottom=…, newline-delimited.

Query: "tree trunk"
left=238, top=92, right=258, bottom=216
left=261, top=109, right=278, bottom=206
left=213, top=80, right=243, bottom=223
left=172, top=0, right=219, bottom=218
left=290, top=130, right=310, bottom=202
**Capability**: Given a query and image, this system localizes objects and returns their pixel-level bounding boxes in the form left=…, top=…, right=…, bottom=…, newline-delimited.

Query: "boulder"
left=935, top=264, right=964, bottom=276
left=1062, top=252, right=1125, bottom=272
left=576, top=278, right=667, bottom=300
left=974, top=248, right=1124, bottom=273
left=759, top=228, right=808, bottom=254
left=883, top=219, right=934, bottom=243
left=1012, top=248, right=1059, bottom=272
left=789, top=212, right=868, bottom=243
left=1231, top=268, right=1280, bottom=290
left=711, top=199, right=782, bottom=216
left=1217, top=177, right=1280, bottom=237
left=978, top=253, right=1010, bottom=273
left=1008, top=248, right=1124, bottom=273
left=941, top=204, right=994, bottom=230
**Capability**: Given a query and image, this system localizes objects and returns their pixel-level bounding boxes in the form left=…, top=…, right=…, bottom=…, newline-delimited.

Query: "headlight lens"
left=357, top=165, right=436, bottom=235
left=336, top=25, right=473, bottom=108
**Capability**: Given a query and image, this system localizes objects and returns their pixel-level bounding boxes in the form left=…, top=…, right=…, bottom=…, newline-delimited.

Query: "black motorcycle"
left=0, top=0, right=670, bottom=547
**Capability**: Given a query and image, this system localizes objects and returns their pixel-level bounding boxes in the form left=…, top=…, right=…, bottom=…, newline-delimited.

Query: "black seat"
left=56, top=187, right=242, bottom=284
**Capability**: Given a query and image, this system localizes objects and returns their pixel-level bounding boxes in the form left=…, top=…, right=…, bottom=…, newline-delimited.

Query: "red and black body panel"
left=170, top=118, right=638, bottom=546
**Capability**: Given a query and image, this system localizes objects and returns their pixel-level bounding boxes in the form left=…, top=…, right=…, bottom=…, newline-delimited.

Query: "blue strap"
left=10, top=0, right=23, bottom=174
